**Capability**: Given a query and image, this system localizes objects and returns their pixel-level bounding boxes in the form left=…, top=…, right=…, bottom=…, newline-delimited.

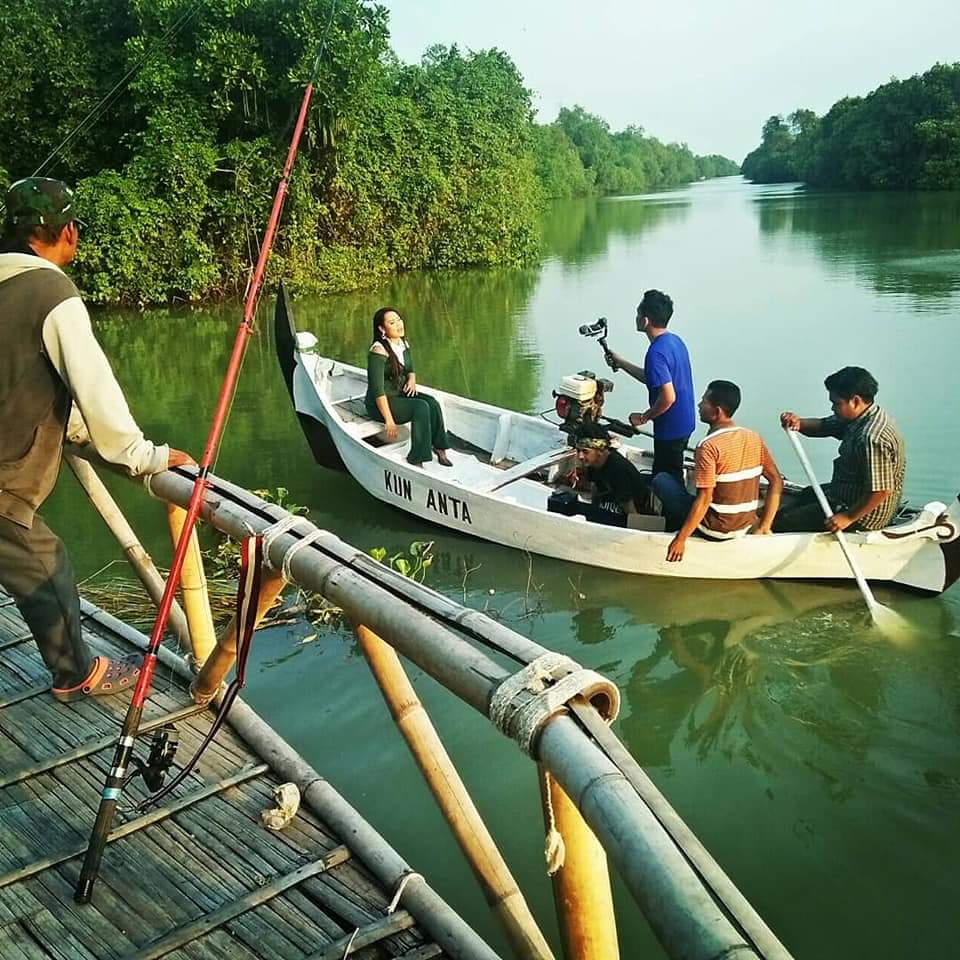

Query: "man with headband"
left=575, top=424, right=648, bottom=525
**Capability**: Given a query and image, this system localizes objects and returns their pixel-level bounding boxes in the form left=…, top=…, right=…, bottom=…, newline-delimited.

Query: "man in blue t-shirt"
left=605, top=289, right=696, bottom=483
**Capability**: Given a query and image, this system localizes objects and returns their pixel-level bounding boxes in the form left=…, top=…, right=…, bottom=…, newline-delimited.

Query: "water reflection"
left=54, top=177, right=960, bottom=959
left=540, top=194, right=691, bottom=267
left=754, top=190, right=960, bottom=305
left=291, top=266, right=544, bottom=413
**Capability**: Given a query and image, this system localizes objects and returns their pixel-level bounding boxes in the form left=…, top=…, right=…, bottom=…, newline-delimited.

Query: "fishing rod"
left=74, top=4, right=339, bottom=904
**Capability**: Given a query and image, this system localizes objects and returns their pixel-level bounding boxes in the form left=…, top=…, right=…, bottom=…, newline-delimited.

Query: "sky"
left=381, top=0, right=960, bottom=162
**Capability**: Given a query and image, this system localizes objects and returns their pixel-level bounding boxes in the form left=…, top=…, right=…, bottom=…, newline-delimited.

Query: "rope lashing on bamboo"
left=261, top=515, right=328, bottom=582
left=489, top=652, right=620, bottom=757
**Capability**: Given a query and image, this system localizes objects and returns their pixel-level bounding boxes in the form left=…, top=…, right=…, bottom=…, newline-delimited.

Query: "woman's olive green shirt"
left=365, top=344, right=415, bottom=408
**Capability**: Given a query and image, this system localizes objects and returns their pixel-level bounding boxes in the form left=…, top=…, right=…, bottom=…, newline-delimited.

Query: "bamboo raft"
left=0, top=586, right=477, bottom=960
left=0, top=449, right=801, bottom=960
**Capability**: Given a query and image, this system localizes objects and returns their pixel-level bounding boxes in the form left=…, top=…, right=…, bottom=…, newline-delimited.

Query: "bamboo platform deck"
left=0, top=588, right=450, bottom=960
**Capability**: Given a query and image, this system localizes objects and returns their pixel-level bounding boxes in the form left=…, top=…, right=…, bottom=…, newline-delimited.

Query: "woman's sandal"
left=51, top=656, right=141, bottom=703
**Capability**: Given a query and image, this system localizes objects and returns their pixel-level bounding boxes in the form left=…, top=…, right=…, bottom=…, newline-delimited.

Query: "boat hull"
left=276, top=291, right=960, bottom=594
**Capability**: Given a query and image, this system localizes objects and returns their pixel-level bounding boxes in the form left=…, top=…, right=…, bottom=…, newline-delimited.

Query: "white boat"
left=275, top=291, right=960, bottom=595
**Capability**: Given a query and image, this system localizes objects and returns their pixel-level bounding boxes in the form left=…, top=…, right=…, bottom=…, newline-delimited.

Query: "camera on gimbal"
left=578, top=318, right=608, bottom=338
left=550, top=317, right=636, bottom=443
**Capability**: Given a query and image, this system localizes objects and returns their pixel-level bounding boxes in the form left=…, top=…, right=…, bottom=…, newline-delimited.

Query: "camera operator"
left=604, top=289, right=695, bottom=484
left=574, top=424, right=647, bottom=527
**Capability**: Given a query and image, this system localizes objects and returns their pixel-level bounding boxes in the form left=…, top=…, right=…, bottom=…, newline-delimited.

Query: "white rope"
left=260, top=516, right=330, bottom=582
left=339, top=927, right=360, bottom=959
left=280, top=528, right=328, bottom=582
left=337, top=870, right=421, bottom=957
left=260, top=515, right=304, bottom=571
left=387, top=870, right=423, bottom=914
left=489, top=653, right=620, bottom=757
left=541, top=769, right=565, bottom=876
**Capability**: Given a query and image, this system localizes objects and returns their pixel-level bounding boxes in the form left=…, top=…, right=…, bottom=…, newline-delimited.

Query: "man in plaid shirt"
left=774, top=366, right=905, bottom=533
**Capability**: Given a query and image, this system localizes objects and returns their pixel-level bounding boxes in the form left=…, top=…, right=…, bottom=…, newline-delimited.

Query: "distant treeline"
left=534, top=106, right=738, bottom=198
left=741, top=63, right=960, bottom=189
left=0, top=0, right=735, bottom=305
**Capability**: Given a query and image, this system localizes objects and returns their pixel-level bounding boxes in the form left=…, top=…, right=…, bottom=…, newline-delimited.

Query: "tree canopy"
left=741, top=63, right=960, bottom=190
left=0, top=0, right=737, bottom=304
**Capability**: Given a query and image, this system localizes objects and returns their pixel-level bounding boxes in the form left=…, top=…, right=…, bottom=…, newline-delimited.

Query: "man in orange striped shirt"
left=651, top=380, right=784, bottom=562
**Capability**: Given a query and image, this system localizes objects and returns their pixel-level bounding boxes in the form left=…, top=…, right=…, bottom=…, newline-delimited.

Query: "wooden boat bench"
left=479, top=446, right=575, bottom=493
left=332, top=395, right=411, bottom=446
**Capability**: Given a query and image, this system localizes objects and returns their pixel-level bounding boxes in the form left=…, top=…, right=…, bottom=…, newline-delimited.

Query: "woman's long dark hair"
left=371, top=306, right=405, bottom=383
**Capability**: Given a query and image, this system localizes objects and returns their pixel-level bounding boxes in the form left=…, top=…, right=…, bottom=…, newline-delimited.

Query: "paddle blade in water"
left=867, top=601, right=915, bottom=644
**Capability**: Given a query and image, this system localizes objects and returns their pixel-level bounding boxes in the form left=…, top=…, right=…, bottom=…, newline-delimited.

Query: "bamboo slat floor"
left=0, top=588, right=450, bottom=960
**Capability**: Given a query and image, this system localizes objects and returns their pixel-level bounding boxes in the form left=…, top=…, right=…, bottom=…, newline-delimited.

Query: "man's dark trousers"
left=0, top=514, right=91, bottom=688
left=773, top=484, right=848, bottom=533
left=653, top=436, right=690, bottom=485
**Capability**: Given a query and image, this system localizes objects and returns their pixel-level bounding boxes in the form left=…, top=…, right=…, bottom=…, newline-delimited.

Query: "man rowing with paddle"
left=652, top=380, right=783, bottom=562
left=0, top=178, right=194, bottom=702
left=775, top=366, right=905, bottom=533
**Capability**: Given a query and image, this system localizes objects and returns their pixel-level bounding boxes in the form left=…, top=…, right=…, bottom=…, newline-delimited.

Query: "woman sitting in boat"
left=365, top=307, right=452, bottom=467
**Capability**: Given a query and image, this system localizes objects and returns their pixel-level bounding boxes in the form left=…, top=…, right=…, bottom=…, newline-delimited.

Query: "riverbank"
left=1, top=0, right=737, bottom=307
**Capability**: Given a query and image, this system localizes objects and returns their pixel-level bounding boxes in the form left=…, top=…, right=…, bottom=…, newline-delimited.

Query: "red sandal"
left=51, top=656, right=141, bottom=703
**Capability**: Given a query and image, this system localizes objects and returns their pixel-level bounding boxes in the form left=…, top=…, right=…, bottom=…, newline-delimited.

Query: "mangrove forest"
left=741, top=62, right=960, bottom=190
left=0, top=0, right=737, bottom=305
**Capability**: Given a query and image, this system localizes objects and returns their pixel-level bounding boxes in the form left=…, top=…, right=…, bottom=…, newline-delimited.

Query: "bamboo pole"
left=135, top=466, right=792, bottom=960
left=92, top=600, right=500, bottom=960
left=355, top=624, right=554, bottom=960
left=191, top=568, right=287, bottom=705
left=539, top=767, right=619, bottom=960
left=164, top=503, right=216, bottom=665
left=66, top=454, right=190, bottom=650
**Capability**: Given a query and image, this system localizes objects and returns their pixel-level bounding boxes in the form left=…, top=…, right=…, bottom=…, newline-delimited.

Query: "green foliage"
left=323, top=45, right=542, bottom=276
left=742, top=63, right=960, bottom=190
left=544, top=105, right=735, bottom=196
left=915, top=108, right=960, bottom=189
left=1, top=0, right=736, bottom=303
left=369, top=540, right=434, bottom=581
left=694, top=154, right=740, bottom=179
left=532, top=124, right=595, bottom=198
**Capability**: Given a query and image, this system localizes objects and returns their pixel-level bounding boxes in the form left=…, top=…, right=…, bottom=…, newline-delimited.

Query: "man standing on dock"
left=0, top=177, right=193, bottom=702
left=604, top=289, right=696, bottom=484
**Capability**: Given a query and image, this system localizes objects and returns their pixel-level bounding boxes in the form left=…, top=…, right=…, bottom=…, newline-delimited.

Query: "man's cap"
left=4, top=178, right=77, bottom=231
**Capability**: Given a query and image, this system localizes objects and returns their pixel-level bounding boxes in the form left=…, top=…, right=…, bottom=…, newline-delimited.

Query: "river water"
left=49, top=177, right=960, bottom=957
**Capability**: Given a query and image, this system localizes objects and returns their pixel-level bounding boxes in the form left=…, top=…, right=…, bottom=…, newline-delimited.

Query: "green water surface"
left=45, top=177, right=960, bottom=958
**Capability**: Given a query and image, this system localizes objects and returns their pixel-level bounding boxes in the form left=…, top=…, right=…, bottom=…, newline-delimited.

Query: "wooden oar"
left=784, top=428, right=907, bottom=635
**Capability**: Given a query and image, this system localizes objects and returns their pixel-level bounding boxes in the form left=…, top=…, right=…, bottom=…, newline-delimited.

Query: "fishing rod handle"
left=75, top=702, right=145, bottom=901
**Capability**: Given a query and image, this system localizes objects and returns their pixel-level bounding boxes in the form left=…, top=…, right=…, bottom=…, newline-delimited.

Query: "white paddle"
left=784, top=428, right=907, bottom=635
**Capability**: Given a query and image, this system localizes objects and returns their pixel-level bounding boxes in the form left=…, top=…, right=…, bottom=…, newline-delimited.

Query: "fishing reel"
left=124, top=724, right=179, bottom=792
left=578, top=316, right=618, bottom=371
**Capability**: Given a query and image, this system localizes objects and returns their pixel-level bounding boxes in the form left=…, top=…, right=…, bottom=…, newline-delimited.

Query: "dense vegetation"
left=0, top=0, right=735, bottom=305
left=533, top=107, right=738, bottom=199
left=741, top=63, right=960, bottom=189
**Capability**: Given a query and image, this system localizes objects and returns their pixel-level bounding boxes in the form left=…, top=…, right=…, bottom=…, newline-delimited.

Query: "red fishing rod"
left=74, top=10, right=337, bottom=903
